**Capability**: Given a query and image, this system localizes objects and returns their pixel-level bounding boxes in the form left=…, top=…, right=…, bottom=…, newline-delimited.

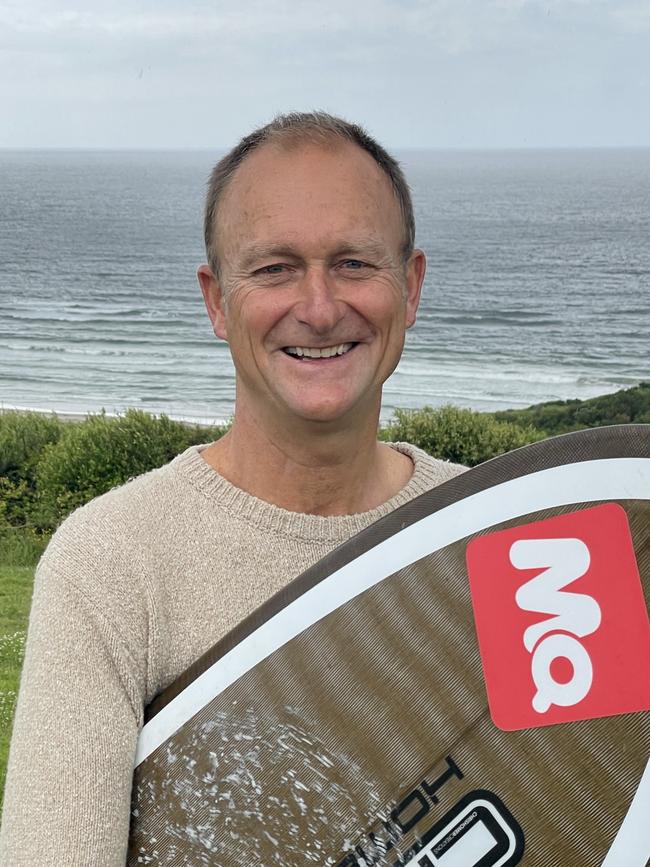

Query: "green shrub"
left=0, top=412, right=64, bottom=529
left=0, top=412, right=63, bottom=480
left=33, top=410, right=227, bottom=531
left=494, top=382, right=650, bottom=434
left=381, top=404, right=545, bottom=466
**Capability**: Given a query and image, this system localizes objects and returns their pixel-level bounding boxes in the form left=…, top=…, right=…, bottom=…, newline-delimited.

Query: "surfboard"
left=128, top=424, right=650, bottom=867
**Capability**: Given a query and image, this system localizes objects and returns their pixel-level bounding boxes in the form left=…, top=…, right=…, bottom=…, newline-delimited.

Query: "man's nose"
left=293, top=267, right=346, bottom=334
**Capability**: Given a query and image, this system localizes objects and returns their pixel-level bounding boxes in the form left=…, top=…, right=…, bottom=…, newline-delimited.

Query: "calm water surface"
left=1, top=148, right=648, bottom=423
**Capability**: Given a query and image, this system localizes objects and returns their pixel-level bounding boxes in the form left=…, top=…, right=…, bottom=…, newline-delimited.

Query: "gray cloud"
left=1, top=0, right=648, bottom=147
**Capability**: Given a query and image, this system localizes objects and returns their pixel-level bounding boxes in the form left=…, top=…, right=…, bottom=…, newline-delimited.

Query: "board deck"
left=128, top=425, right=650, bottom=866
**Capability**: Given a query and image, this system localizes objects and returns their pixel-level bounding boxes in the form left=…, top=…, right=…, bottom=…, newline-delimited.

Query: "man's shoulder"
left=67, top=450, right=185, bottom=526
left=41, top=445, right=204, bottom=575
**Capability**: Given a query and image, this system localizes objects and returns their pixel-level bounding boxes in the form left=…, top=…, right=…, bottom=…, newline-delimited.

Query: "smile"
left=283, top=343, right=356, bottom=359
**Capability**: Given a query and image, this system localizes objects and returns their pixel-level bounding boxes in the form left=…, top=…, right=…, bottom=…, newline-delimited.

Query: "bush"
left=381, top=405, right=544, bottom=466
left=494, top=382, right=650, bottom=434
left=33, top=410, right=227, bottom=531
left=0, top=412, right=63, bottom=481
left=0, top=412, right=64, bottom=529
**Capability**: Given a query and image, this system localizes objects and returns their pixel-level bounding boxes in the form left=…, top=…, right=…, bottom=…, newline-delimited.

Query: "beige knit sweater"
left=0, top=442, right=465, bottom=866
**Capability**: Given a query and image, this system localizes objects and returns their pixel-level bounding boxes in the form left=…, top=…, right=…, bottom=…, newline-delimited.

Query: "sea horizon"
left=2, top=147, right=648, bottom=424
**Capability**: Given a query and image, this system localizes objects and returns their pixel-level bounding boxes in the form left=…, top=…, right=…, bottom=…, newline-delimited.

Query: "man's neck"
left=200, top=410, right=414, bottom=516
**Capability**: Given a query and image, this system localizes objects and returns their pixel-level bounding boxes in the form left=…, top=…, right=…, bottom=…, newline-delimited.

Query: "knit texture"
left=0, top=442, right=465, bottom=865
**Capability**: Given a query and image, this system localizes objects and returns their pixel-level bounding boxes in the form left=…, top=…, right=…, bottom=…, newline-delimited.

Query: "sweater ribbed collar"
left=171, top=442, right=446, bottom=544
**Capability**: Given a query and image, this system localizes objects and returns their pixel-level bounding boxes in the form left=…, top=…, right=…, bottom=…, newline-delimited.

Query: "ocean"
left=1, top=148, right=648, bottom=424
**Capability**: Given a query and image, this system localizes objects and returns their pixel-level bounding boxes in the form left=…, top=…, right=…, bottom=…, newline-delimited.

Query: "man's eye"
left=255, top=264, right=286, bottom=275
left=340, top=260, right=367, bottom=270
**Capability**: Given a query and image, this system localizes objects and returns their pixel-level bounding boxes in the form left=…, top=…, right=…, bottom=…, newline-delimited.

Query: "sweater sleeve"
left=0, top=526, right=146, bottom=866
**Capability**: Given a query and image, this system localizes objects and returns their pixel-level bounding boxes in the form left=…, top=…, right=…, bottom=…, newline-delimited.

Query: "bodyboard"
left=129, top=425, right=650, bottom=866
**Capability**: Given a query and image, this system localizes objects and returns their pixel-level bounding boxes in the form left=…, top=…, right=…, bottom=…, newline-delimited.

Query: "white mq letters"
left=510, top=538, right=601, bottom=713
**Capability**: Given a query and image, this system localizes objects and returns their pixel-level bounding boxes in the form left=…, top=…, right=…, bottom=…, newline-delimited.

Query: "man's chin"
left=278, top=392, right=377, bottom=428
left=286, top=406, right=352, bottom=426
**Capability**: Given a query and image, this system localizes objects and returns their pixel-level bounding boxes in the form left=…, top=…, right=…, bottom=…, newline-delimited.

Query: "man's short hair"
left=204, top=111, right=415, bottom=278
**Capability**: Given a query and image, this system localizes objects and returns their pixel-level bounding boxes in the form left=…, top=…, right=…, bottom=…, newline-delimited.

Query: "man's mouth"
left=282, top=342, right=356, bottom=359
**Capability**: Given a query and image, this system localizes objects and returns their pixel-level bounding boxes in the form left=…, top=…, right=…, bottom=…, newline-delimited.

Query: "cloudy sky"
left=2, top=0, right=649, bottom=149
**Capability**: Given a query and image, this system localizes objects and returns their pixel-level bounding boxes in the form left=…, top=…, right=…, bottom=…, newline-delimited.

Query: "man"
left=0, top=112, right=464, bottom=864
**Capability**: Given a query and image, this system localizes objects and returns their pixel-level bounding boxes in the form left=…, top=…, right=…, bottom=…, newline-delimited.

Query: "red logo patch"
left=466, top=503, right=650, bottom=731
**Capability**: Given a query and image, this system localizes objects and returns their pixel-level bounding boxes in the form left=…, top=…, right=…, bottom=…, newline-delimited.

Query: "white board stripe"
left=135, top=456, right=650, bottom=767
left=601, top=757, right=650, bottom=866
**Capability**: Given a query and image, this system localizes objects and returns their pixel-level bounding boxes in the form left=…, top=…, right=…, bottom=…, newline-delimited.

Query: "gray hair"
left=203, top=111, right=415, bottom=277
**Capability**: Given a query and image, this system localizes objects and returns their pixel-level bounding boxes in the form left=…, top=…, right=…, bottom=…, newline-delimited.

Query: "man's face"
left=198, top=140, right=425, bottom=429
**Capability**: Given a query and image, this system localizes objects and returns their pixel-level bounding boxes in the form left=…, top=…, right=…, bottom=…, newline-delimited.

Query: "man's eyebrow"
left=239, top=245, right=301, bottom=270
left=331, top=241, right=390, bottom=260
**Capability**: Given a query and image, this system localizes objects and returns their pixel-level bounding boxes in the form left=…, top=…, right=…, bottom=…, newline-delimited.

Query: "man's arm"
left=0, top=527, right=145, bottom=866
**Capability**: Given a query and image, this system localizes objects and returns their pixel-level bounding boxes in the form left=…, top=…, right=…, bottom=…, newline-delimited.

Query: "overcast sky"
left=1, top=0, right=649, bottom=149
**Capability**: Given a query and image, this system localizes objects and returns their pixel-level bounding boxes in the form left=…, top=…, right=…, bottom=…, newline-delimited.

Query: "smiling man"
left=197, top=117, right=434, bottom=516
left=0, top=113, right=465, bottom=865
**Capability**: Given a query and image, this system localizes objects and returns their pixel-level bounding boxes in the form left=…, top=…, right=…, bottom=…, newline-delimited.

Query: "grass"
left=0, top=565, right=34, bottom=814
left=0, top=526, right=48, bottom=570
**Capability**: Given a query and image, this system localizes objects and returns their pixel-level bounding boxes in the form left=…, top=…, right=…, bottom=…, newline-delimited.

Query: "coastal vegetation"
left=0, top=383, right=644, bottom=542
left=494, top=381, right=650, bottom=433
left=379, top=404, right=545, bottom=465
left=0, top=382, right=648, bottom=805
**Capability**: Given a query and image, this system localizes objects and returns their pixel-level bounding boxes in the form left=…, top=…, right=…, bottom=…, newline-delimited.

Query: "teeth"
left=286, top=343, right=353, bottom=358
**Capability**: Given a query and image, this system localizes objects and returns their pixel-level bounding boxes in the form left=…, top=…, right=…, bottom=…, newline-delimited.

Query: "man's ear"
left=197, top=264, right=228, bottom=340
left=404, top=248, right=426, bottom=329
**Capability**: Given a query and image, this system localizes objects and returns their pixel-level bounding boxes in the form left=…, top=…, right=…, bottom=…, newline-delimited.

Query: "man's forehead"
left=222, top=138, right=393, bottom=210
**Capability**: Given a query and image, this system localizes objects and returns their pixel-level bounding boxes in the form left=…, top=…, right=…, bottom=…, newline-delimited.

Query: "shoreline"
left=1, top=383, right=647, bottom=430
left=0, top=404, right=226, bottom=430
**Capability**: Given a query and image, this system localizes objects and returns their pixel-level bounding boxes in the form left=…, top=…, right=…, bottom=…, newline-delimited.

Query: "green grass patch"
left=0, top=566, right=34, bottom=813
left=0, top=525, right=49, bottom=569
